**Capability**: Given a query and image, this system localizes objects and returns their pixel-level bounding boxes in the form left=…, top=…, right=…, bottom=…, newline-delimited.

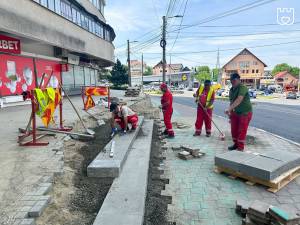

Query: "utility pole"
left=141, top=53, right=144, bottom=87
left=161, top=16, right=167, bottom=83
left=216, top=48, right=221, bottom=84
left=127, top=39, right=131, bottom=87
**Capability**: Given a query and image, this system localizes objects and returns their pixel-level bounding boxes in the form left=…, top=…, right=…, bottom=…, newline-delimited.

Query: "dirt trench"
left=143, top=122, right=173, bottom=225
left=36, top=122, right=113, bottom=225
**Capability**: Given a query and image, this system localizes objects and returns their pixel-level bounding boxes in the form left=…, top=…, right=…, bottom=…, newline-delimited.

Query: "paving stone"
left=277, top=196, right=294, bottom=204
left=19, top=218, right=35, bottom=225
left=28, top=199, right=49, bottom=218
left=14, top=211, right=28, bottom=219
left=215, top=150, right=300, bottom=180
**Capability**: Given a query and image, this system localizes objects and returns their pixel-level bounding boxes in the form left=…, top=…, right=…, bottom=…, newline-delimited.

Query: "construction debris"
left=177, top=145, right=205, bottom=160
left=125, top=87, right=141, bottom=97
left=236, top=200, right=300, bottom=225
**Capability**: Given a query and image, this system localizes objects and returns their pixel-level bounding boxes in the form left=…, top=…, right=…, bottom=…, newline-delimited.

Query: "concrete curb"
left=87, top=116, right=145, bottom=178
left=92, top=119, right=154, bottom=225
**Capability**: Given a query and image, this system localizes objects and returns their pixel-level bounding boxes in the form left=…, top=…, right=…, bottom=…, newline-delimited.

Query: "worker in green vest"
left=193, top=80, right=215, bottom=137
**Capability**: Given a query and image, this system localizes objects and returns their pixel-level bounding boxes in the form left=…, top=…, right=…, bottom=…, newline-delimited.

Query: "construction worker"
left=225, top=73, right=252, bottom=151
left=193, top=80, right=215, bottom=137
left=160, top=83, right=175, bottom=138
left=110, top=102, right=138, bottom=134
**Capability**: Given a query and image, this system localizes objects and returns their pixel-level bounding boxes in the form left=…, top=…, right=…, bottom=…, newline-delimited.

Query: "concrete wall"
left=0, top=0, right=114, bottom=66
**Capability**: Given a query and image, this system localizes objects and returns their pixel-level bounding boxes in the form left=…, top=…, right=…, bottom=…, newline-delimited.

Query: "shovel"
left=59, top=83, right=95, bottom=136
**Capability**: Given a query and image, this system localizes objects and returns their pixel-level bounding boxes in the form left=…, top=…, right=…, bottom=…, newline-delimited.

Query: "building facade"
left=222, top=48, right=267, bottom=88
left=153, top=61, right=183, bottom=75
left=130, top=60, right=146, bottom=77
left=0, top=0, right=115, bottom=105
left=274, top=71, right=298, bottom=91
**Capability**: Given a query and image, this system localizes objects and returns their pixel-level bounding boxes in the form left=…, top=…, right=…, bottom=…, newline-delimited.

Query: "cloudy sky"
left=106, top=0, right=300, bottom=70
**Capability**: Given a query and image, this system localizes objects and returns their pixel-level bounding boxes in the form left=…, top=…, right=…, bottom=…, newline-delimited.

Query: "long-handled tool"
left=198, top=102, right=225, bottom=141
left=59, top=82, right=95, bottom=136
left=37, top=127, right=94, bottom=139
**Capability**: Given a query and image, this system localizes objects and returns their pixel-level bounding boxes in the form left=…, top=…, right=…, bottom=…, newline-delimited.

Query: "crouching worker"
left=110, top=102, right=138, bottom=135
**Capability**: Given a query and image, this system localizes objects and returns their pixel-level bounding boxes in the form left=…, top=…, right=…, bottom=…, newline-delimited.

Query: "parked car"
left=216, top=89, right=225, bottom=96
left=221, top=90, right=229, bottom=97
left=249, top=89, right=257, bottom=98
left=286, top=92, right=297, bottom=99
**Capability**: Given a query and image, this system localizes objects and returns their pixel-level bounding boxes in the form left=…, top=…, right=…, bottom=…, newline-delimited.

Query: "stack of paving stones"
left=236, top=200, right=300, bottom=225
left=176, top=145, right=205, bottom=160
left=215, top=150, right=300, bottom=181
left=12, top=175, right=53, bottom=225
left=125, top=87, right=141, bottom=97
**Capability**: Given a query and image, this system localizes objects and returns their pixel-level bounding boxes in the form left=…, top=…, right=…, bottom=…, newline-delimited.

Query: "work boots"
left=228, top=144, right=238, bottom=151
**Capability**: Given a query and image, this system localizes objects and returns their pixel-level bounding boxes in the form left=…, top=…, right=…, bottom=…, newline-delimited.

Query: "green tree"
left=110, top=59, right=128, bottom=86
left=194, top=66, right=211, bottom=82
left=272, top=63, right=300, bottom=77
left=143, top=66, right=153, bottom=76
left=212, top=68, right=221, bottom=82
left=98, top=68, right=111, bottom=81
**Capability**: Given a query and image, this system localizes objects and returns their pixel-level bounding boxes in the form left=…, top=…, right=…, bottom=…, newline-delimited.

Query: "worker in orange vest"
left=193, top=80, right=215, bottom=137
left=160, top=83, right=175, bottom=138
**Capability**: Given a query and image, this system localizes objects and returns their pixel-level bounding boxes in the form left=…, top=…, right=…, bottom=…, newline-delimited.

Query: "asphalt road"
left=155, top=96, right=300, bottom=144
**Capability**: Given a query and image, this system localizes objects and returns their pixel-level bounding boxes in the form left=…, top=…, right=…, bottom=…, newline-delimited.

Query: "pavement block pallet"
left=87, top=116, right=144, bottom=178
left=215, top=165, right=300, bottom=193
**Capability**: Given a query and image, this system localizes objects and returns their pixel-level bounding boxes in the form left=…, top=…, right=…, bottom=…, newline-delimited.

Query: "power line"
left=170, top=21, right=300, bottom=29
left=169, top=0, right=189, bottom=52
left=139, top=40, right=300, bottom=55
left=166, top=29, right=300, bottom=39
left=170, top=0, right=277, bottom=33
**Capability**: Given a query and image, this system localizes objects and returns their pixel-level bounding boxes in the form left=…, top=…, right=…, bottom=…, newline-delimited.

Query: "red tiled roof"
left=274, top=71, right=289, bottom=79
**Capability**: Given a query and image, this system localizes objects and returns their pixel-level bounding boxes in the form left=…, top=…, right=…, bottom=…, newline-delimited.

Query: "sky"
left=105, top=0, right=300, bottom=70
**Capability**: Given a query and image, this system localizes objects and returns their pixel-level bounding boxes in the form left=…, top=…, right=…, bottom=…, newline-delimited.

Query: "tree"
left=143, top=66, right=153, bottom=76
left=110, top=59, right=128, bottom=86
left=272, top=63, right=300, bottom=77
left=194, top=66, right=211, bottom=82
left=212, top=68, right=221, bottom=82
left=98, top=68, right=111, bottom=81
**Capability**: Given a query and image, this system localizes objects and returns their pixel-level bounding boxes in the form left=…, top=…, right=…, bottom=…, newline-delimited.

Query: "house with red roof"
left=222, top=48, right=267, bottom=88
left=274, top=71, right=298, bottom=91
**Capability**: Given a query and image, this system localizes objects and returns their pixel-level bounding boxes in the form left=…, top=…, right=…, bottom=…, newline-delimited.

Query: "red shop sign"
left=0, top=34, right=21, bottom=54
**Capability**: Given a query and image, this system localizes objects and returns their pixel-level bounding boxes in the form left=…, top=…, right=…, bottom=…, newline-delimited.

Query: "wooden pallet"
left=215, top=165, right=300, bottom=193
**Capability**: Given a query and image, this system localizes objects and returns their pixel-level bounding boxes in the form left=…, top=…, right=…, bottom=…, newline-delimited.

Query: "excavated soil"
left=143, top=122, right=173, bottom=225
left=36, top=122, right=112, bottom=225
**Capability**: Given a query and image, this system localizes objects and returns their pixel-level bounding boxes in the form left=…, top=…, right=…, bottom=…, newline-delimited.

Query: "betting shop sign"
left=0, top=34, right=21, bottom=54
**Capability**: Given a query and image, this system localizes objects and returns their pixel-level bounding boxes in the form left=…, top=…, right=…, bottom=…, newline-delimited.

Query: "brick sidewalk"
left=160, top=110, right=300, bottom=225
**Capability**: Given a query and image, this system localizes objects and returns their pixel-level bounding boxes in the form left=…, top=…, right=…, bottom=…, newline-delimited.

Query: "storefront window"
left=62, top=65, right=74, bottom=89
left=84, top=67, right=91, bottom=86
left=74, top=66, right=85, bottom=88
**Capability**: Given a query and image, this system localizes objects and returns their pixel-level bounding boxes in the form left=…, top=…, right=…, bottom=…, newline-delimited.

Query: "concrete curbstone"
left=19, top=218, right=35, bottom=225
left=28, top=199, right=49, bottom=218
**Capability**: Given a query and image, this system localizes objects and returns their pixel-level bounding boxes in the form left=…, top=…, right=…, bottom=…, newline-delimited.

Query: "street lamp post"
left=161, top=15, right=183, bottom=84
left=127, top=40, right=138, bottom=87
